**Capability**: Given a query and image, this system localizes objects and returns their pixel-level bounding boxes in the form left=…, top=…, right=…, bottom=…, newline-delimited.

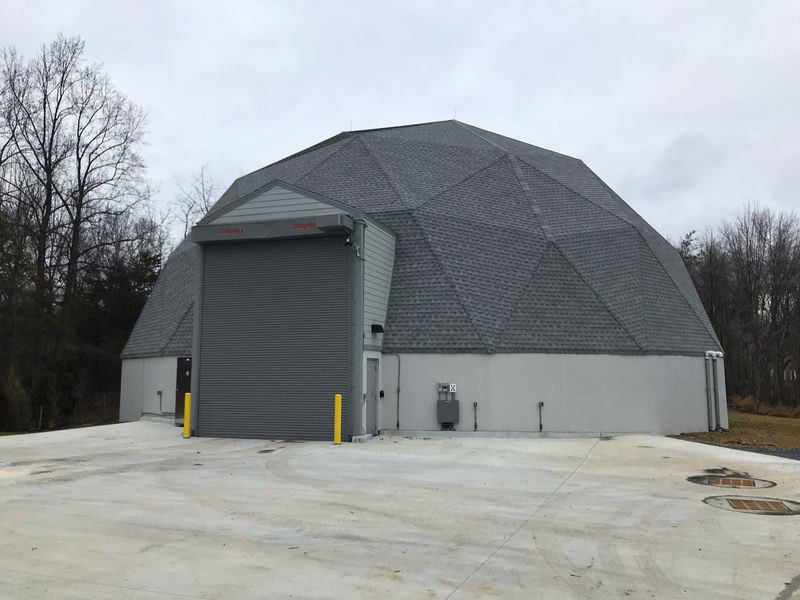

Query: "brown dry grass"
left=678, top=410, right=800, bottom=448
left=729, top=395, right=800, bottom=419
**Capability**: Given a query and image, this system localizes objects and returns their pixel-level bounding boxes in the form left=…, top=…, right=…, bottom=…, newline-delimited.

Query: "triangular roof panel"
left=125, top=120, right=722, bottom=358
left=498, top=245, right=641, bottom=353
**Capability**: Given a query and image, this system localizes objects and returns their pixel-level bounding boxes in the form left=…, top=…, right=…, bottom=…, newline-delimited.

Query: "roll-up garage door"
left=197, top=236, right=350, bottom=439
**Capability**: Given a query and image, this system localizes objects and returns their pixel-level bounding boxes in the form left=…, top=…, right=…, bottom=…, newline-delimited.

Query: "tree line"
left=0, top=35, right=169, bottom=431
left=2, top=35, right=796, bottom=432
left=677, top=205, right=800, bottom=412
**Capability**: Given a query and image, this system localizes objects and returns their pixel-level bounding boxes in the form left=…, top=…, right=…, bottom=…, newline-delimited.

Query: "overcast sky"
left=3, top=1, right=799, bottom=242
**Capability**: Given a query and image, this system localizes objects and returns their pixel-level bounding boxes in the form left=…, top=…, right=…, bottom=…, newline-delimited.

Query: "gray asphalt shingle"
left=122, top=120, right=721, bottom=358
left=498, top=245, right=643, bottom=353
left=296, top=138, right=406, bottom=212
left=122, top=240, right=198, bottom=358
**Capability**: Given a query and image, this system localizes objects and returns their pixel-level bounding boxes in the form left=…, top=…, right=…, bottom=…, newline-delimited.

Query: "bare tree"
left=721, top=205, right=771, bottom=406
left=175, top=164, right=216, bottom=238
left=0, top=34, right=165, bottom=431
left=1, top=36, right=84, bottom=305
left=61, top=64, right=146, bottom=309
left=678, top=204, right=800, bottom=410
left=763, top=212, right=800, bottom=404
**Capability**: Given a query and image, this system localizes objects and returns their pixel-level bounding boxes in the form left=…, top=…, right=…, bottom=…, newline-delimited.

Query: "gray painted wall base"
left=380, top=352, right=728, bottom=436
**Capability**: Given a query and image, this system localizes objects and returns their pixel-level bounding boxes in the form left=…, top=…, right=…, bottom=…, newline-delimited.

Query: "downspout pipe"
left=704, top=355, right=714, bottom=431
left=705, top=350, right=725, bottom=432
left=712, top=352, right=723, bottom=432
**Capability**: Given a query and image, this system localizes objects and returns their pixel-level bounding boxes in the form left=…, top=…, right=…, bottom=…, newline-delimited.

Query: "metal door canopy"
left=192, top=212, right=353, bottom=244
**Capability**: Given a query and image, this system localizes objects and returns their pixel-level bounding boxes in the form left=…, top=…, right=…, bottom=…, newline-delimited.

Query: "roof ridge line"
left=507, top=154, right=554, bottom=242
left=515, top=154, right=635, bottom=229
left=456, top=121, right=580, bottom=162
left=161, top=302, right=193, bottom=352
left=515, top=154, right=716, bottom=347
left=494, top=243, right=550, bottom=346
left=369, top=208, right=413, bottom=217
left=580, top=161, right=648, bottom=224
left=631, top=228, right=720, bottom=348
left=347, top=119, right=455, bottom=135
left=356, top=136, right=412, bottom=211
left=294, top=134, right=361, bottom=184
left=550, top=243, right=646, bottom=353
left=204, top=135, right=357, bottom=221
left=524, top=149, right=719, bottom=348
left=453, top=120, right=508, bottom=153
left=409, top=211, right=492, bottom=352
left=255, top=132, right=353, bottom=176
left=581, top=163, right=722, bottom=347
left=415, top=206, right=548, bottom=234
left=414, top=154, right=507, bottom=211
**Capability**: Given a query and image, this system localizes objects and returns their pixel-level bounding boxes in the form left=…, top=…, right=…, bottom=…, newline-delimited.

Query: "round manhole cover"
left=688, top=475, right=775, bottom=488
left=704, top=495, right=800, bottom=515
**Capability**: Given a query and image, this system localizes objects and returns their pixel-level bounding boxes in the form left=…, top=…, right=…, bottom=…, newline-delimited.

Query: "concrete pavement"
left=0, top=422, right=798, bottom=599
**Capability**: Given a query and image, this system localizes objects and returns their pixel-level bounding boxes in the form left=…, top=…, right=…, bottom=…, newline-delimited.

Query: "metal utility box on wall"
left=437, top=381, right=459, bottom=430
left=437, top=399, right=459, bottom=425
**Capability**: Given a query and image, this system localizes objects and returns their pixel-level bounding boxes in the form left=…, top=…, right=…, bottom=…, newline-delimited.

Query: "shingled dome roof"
left=122, top=120, right=720, bottom=359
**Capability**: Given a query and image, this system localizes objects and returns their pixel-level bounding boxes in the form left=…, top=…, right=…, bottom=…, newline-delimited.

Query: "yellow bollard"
left=333, top=393, right=342, bottom=445
left=183, top=392, right=191, bottom=439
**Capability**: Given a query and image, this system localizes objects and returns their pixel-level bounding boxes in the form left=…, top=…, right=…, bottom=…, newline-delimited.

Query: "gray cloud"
left=2, top=0, right=798, bottom=242
left=639, top=133, right=727, bottom=195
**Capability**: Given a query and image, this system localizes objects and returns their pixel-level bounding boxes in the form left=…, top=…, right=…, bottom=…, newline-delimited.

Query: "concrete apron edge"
left=384, top=429, right=640, bottom=439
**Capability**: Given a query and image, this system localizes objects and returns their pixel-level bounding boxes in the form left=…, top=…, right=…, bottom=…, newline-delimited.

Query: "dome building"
left=120, top=121, right=727, bottom=439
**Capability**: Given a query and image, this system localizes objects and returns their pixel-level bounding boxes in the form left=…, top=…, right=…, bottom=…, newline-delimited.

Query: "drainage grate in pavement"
left=711, top=478, right=754, bottom=487
left=703, top=495, right=800, bottom=515
left=687, top=474, right=775, bottom=489
left=727, top=498, right=790, bottom=512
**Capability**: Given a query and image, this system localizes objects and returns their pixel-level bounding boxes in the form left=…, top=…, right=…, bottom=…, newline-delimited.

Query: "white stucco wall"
left=381, top=353, right=728, bottom=435
left=119, top=357, right=178, bottom=422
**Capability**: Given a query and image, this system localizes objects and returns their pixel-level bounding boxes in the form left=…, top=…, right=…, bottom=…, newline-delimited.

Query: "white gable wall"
left=210, top=185, right=340, bottom=225
left=120, top=356, right=178, bottom=421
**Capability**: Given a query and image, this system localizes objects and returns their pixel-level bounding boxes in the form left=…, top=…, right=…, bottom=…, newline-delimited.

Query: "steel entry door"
left=197, top=236, right=350, bottom=439
left=175, top=357, right=192, bottom=426
left=366, top=358, right=379, bottom=435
